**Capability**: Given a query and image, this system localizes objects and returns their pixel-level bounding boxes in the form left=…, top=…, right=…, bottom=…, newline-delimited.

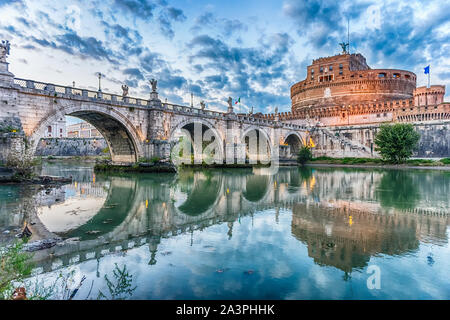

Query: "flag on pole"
left=235, top=97, right=240, bottom=104
left=424, top=65, right=430, bottom=88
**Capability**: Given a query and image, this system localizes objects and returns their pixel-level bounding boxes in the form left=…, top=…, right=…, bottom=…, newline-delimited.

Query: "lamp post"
left=96, top=72, right=103, bottom=92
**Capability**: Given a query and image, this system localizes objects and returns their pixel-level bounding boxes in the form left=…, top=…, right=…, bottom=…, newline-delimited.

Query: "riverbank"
left=306, top=163, right=450, bottom=171
left=94, top=161, right=177, bottom=173
left=39, top=155, right=109, bottom=162
left=306, top=156, right=450, bottom=170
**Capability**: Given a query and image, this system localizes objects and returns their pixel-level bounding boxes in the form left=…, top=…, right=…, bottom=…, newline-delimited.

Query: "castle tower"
left=413, top=85, right=446, bottom=106
left=290, top=51, right=417, bottom=113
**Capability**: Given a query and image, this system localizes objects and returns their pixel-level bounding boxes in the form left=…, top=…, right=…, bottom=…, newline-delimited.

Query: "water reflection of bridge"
left=29, top=167, right=449, bottom=275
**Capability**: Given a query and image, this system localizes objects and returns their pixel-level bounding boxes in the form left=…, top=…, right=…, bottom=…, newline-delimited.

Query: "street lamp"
left=96, top=72, right=103, bottom=92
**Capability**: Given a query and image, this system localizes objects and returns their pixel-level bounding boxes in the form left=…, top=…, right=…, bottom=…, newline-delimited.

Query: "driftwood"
left=23, top=238, right=61, bottom=252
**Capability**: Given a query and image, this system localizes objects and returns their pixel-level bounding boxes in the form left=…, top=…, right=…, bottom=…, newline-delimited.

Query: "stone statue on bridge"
left=200, top=100, right=205, bottom=110
left=121, top=84, right=129, bottom=97
left=0, top=40, right=10, bottom=63
left=150, top=79, right=157, bottom=92
left=227, top=96, right=233, bottom=113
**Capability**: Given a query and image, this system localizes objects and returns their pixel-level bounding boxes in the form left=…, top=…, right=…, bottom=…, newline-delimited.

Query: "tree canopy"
left=374, top=124, right=420, bottom=164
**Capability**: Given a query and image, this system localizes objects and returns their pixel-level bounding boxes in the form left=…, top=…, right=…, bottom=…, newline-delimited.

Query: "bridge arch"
left=30, top=104, right=143, bottom=163
left=169, top=118, right=224, bottom=163
left=284, top=131, right=304, bottom=156
left=242, top=126, right=272, bottom=163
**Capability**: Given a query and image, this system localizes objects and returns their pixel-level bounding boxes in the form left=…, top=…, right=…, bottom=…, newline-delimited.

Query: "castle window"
left=339, top=70, right=343, bottom=75
left=339, top=64, right=343, bottom=69
left=376, top=114, right=380, bottom=118
left=393, top=73, right=400, bottom=78
left=329, top=65, right=333, bottom=71
left=47, top=126, right=52, bottom=133
left=378, top=73, right=386, bottom=78
left=311, top=75, right=314, bottom=80
left=320, top=67, right=323, bottom=72
left=405, top=74, right=410, bottom=79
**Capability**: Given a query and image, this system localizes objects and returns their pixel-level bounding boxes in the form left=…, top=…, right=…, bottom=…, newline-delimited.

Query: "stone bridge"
left=0, top=53, right=372, bottom=164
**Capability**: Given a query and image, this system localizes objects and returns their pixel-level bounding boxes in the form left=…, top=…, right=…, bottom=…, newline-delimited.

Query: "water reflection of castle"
left=23, top=167, right=449, bottom=275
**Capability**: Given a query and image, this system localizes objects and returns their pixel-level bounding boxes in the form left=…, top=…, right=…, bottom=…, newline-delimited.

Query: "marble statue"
left=150, top=79, right=157, bottom=92
left=200, top=100, right=205, bottom=110
left=0, top=40, right=10, bottom=63
left=121, top=84, right=129, bottom=97
left=227, top=97, right=234, bottom=113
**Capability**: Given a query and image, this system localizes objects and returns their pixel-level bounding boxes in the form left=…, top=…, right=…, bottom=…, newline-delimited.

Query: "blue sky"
left=1, top=0, right=449, bottom=124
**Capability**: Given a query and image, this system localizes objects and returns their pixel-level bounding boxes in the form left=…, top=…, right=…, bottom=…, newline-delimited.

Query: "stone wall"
left=325, top=121, right=450, bottom=158
left=35, top=138, right=108, bottom=157
left=0, top=133, right=25, bottom=164
left=0, top=116, right=25, bottom=164
left=414, top=122, right=450, bottom=158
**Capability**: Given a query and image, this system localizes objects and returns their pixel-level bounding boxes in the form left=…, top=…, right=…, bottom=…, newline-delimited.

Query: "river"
left=0, top=161, right=449, bottom=299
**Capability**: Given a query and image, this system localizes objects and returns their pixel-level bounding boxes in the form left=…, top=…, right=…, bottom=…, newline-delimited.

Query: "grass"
left=309, top=157, right=450, bottom=166
left=310, top=157, right=383, bottom=164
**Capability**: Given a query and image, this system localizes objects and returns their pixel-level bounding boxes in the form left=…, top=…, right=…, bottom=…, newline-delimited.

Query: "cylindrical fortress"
left=290, top=53, right=417, bottom=112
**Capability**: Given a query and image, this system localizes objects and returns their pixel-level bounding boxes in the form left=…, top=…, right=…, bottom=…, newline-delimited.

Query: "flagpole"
left=428, top=64, right=430, bottom=88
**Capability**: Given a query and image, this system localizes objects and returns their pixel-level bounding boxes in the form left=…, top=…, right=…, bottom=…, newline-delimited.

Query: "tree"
left=374, top=123, right=420, bottom=164
left=297, top=146, right=312, bottom=165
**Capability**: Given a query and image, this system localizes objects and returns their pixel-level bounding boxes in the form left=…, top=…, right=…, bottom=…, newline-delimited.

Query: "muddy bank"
left=0, top=167, right=73, bottom=184
left=94, top=161, right=177, bottom=173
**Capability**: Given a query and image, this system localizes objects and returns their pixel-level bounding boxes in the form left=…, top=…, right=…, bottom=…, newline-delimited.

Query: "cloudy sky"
left=1, top=0, right=449, bottom=122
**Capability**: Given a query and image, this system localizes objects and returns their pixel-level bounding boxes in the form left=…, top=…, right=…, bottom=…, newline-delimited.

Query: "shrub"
left=0, top=240, right=33, bottom=299
left=374, top=123, right=420, bottom=164
left=297, top=146, right=312, bottom=165
left=150, top=156, right=160, bottom=163
left=440, top=158, right=450, bottom=165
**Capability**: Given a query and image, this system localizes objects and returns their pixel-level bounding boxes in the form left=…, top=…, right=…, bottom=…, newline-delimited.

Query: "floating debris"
left=244, top=270, right=255, bottom=275
left=161, top=251, right=172, bottom=256
left=23, top=238, right=60, bottom=252
left=17, top=224, right=32, bottom=238
left=11, top=287, right=27, bottom=300
left=103, top=203, right=119, bottom=209
left=85, top=230, right=101, bottom=235
left=102, top=219, right=113, bottom=224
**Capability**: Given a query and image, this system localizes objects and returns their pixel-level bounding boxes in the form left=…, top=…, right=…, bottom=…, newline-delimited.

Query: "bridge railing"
left=12, top=77, right=310, bottom=129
